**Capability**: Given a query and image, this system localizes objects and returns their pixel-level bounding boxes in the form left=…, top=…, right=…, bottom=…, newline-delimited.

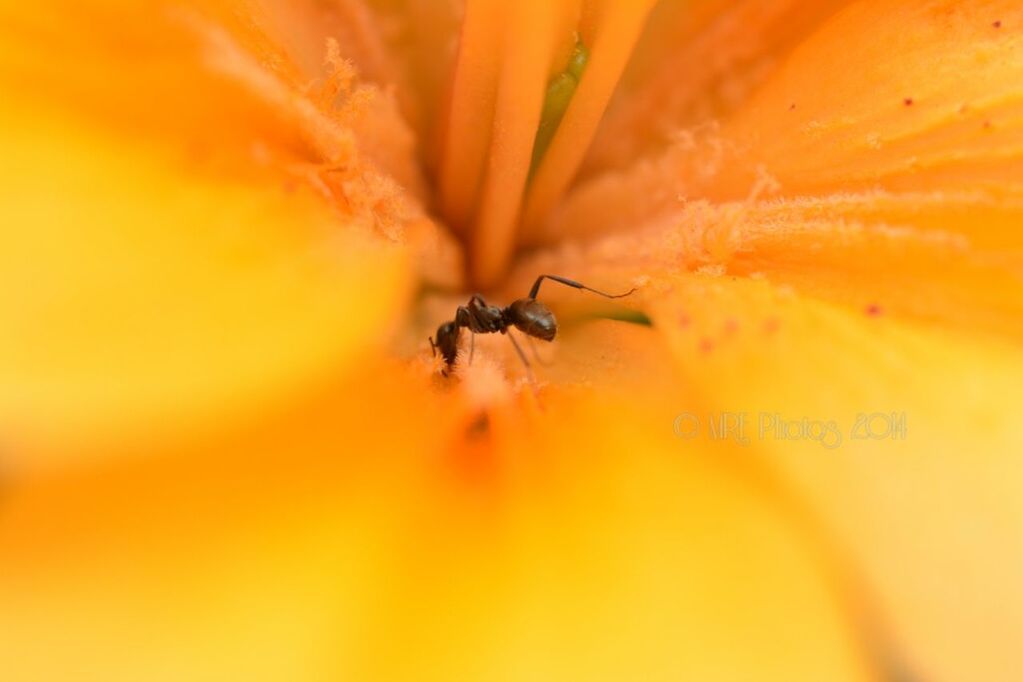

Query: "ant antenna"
left=528, top=274, right=636, bottom=300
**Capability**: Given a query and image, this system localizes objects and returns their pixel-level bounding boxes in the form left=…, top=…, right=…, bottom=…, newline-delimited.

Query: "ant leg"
left=526, top=335, right=551, bottom=366
left=506, top=331, right=536, bottom=384
left=428, top=336, right=437, bottom=357
left=528, top=274, right=635, bottom=300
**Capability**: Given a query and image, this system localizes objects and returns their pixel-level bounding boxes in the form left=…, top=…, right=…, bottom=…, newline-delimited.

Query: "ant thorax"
left=455, top=295, right=504, bottom=335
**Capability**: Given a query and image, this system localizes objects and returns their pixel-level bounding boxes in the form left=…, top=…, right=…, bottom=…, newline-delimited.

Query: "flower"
left=1, top=1, right=1021, bottom=681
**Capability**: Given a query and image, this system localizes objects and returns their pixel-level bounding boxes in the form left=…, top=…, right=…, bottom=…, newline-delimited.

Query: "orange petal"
left=547, top=0, right=1023, bottom=243
left=511, top=191, right=1023, bottom=344
left=719, top=0, right=1023, bottom=199
left=583, top=0, right=855, bottom=176
left=372, top=0, right=463, bottom=165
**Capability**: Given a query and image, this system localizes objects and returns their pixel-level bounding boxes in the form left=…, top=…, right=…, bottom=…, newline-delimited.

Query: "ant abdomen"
left=507, top=299, right=557, bottom=341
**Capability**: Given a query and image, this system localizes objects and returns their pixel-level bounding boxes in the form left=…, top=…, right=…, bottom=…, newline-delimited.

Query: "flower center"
left=434, top=1, right=656, bottom=289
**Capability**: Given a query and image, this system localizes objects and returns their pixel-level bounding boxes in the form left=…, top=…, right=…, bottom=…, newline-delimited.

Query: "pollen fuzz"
left=456, top=349, right=514, bottom=409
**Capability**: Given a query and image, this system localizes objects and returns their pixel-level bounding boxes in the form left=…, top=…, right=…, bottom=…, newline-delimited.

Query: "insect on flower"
left=429, top=275, right=636, bottom=375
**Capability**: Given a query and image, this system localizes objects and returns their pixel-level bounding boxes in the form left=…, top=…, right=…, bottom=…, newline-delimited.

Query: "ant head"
left=507, top=298, right=557, bottom=341
left=433, top=321, right=460, bottom=366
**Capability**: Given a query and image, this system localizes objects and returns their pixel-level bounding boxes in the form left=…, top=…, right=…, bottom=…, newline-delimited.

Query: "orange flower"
left=2, top=1, right=1021, bottom=681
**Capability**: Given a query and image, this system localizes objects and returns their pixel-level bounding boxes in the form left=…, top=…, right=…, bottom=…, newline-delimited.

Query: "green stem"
left=529, top=37, right=589, bottom=178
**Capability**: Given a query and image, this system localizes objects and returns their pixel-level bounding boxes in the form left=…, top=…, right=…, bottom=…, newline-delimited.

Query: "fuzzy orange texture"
left=1, top=1, right=1022, bottom=682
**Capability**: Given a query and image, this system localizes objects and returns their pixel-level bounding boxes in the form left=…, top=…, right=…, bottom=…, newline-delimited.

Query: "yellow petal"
left=0, top=327, right=875, bottom=682
left=642, top=273, right=1023, bottom=682
left=0, top=359, right=458, bottom=682
left=0, top=3, right=431, bottom=470
left=0, top=100, right=410, bottom=472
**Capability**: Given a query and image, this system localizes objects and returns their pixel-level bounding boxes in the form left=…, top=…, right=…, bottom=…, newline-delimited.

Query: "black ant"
left=429, top=274, right=635, bottom=375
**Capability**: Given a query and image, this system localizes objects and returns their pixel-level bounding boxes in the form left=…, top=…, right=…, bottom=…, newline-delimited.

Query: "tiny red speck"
left=903, top=97, right=914, bottom=106
left=866, top=303, right=882, bottom=317
left=993, top=20, right=1002, bottom=28
left=699, top=338, right=715, bottom=354
left=789, top=103, right=796, bottom=111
